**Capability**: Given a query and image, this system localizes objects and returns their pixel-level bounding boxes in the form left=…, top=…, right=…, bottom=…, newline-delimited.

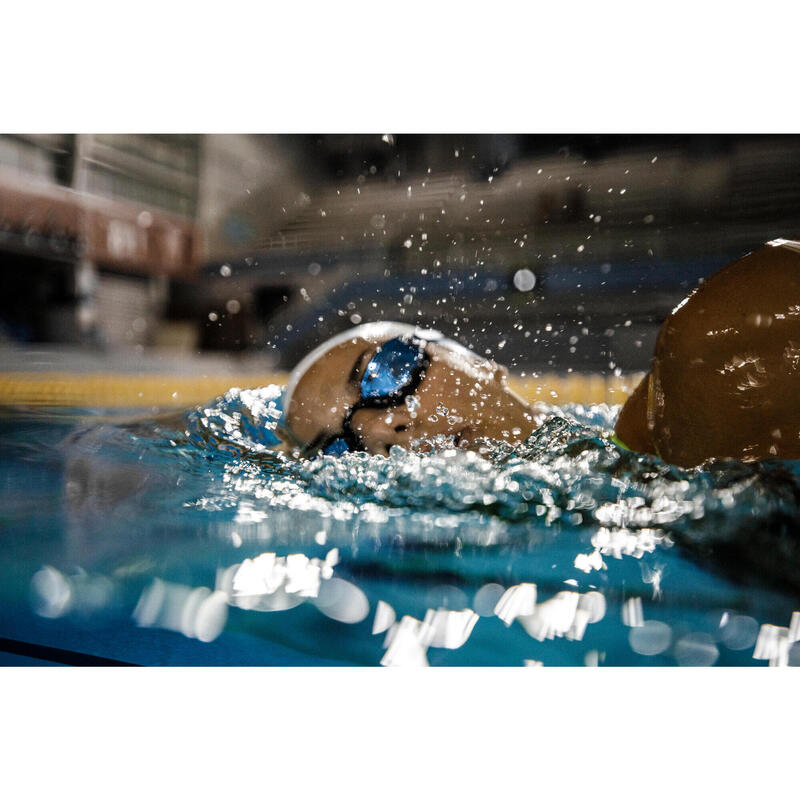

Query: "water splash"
left=8, top=384, right=800, bottom=665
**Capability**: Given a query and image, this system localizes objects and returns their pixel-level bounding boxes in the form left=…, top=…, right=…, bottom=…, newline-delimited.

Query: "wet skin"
left=615, top=240, right=800, bottom=467
left=286, top=335, right=537, bottom=456
left=287, top=240, right=800, bottom=465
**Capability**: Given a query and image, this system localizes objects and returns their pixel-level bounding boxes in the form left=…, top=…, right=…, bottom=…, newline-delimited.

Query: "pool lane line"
left=0, top=636, right=138, bottom=667
left=0, top=371, right=645, bottom=408
left=0, top=372, right=288, bottom=408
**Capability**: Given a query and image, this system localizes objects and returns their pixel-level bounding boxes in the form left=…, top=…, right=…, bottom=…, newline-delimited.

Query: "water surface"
left=2, top=385, right=799, bottom=666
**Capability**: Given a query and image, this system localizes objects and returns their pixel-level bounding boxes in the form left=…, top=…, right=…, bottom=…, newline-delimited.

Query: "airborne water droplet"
left=405, top=394, right=420, bottom=419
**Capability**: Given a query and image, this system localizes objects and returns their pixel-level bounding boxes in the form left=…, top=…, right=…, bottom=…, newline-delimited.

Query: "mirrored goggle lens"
left=361, top=338, right=425, bottom=399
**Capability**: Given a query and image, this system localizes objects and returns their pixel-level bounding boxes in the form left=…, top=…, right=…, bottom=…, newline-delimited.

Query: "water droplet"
left=405, top=394, right=419, bottom=418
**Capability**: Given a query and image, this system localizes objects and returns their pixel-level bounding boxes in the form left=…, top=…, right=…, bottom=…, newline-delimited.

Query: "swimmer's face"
left=286, top=332, right=533, bottom=456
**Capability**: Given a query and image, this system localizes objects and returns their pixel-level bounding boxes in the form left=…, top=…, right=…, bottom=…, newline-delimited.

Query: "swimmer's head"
left=283, top=322, right=535, bottom=456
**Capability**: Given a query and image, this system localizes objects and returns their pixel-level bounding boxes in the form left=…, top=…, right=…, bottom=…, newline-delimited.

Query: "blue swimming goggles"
left=305, top=335, right=430, bottom=457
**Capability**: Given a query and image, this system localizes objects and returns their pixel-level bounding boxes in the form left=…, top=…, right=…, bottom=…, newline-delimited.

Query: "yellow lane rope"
left=0, top=371, right=645, bottom=409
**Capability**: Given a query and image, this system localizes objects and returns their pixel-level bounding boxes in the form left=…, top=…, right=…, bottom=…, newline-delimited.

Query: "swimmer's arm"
left=614, top=373, right=656, bottom=455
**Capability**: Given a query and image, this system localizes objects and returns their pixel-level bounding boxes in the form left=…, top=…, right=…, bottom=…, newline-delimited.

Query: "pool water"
left=2, top=385, right=800, bottom=666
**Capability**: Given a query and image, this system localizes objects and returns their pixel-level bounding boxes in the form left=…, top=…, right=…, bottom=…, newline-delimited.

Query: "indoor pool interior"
left=7, top=26, right=800, bottom=800
left=4, top=132, right=800, bottom=669
left=3, top=379, right=800, bottom=667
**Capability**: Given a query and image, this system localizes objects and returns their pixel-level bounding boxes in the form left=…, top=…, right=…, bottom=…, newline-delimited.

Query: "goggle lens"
left=307, top=335, right=428, bottom=458
left=360, top=338, right=426, bottom=400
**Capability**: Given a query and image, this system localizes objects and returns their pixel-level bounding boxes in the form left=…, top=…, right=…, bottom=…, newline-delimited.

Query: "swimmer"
left=281, top=322, right=539, bottom=457
left=614, top=238, right=800, bottom=467
left=281, top=239, right=800, bottom=467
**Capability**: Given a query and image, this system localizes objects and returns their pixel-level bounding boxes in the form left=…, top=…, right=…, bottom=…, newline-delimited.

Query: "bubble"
left=512, top=269, right=536, bottom=292
left=132, top=579, right=166, bottom=627
left=629, top=620, right=672, bottom=656
left=719, top=614, right=759, bottom=650
left=473, top=583, right=506, bottom=616
left=193, top=590, right=229, bottom=642
left=30, top=566, right=72, bottom=619
left=308, top=262, right=321, bottom=275
left=314, top=578, right=369, bottom=624
left=219, top=263, right=232, bottom=277
left=424, top=584, right=468, bottom=611
left=579, top=591, right=607, bottom=624
left=674, top=633, right=719, bottom=666
left=225, top=299, right=241, bottom=315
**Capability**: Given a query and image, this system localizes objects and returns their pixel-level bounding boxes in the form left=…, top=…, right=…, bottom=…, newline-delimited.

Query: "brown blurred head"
left=615, top=239, right=800, bottom=466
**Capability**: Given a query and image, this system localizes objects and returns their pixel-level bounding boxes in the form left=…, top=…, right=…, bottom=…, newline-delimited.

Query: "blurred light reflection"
left=230, top=548, right=338, bottom=602
left=473, top=583, right=506, bottom=616
left=674, top=633, right=719, bottom=666
left=132, top=579, right=228, bottom=642
left=381, top=616, right=431, bottom=667
left=718, top=614, right=759, bottom=651
left=31, top=566, right=114, bottom=621
left=216, top=548, right=370, bottom=625
left=372, top=600, right=396, bottom=634
left=629, top=620, right=672, bottom=656
left=753, top=622, right=797, bottom=666
left=494, top=583, right=607, bottom=644
left=313, top=577, right=369, bottom=624
left=31, top=566, right=72, bottom=619
left=622, top=597, right=644, bottom=627
left=423, top=608, right=479, bottom=649
left=518, top=591, right=583, bottom=641
left=494, top=583, right=537, bottom=625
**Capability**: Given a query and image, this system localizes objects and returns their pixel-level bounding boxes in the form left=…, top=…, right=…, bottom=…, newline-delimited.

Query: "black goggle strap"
left=302, top=337, right=429, bottom=457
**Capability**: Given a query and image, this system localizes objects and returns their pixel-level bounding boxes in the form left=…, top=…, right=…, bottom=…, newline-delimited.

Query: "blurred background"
left=1, top=133, right=799, bottom=407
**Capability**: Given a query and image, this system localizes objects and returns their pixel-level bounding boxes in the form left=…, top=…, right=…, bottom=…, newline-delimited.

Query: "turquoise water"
left=2, top=385, right=800, bottom=666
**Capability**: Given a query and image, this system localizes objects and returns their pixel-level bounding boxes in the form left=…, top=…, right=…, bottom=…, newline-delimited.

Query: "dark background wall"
left=2, top=134, right=799, bottom=375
